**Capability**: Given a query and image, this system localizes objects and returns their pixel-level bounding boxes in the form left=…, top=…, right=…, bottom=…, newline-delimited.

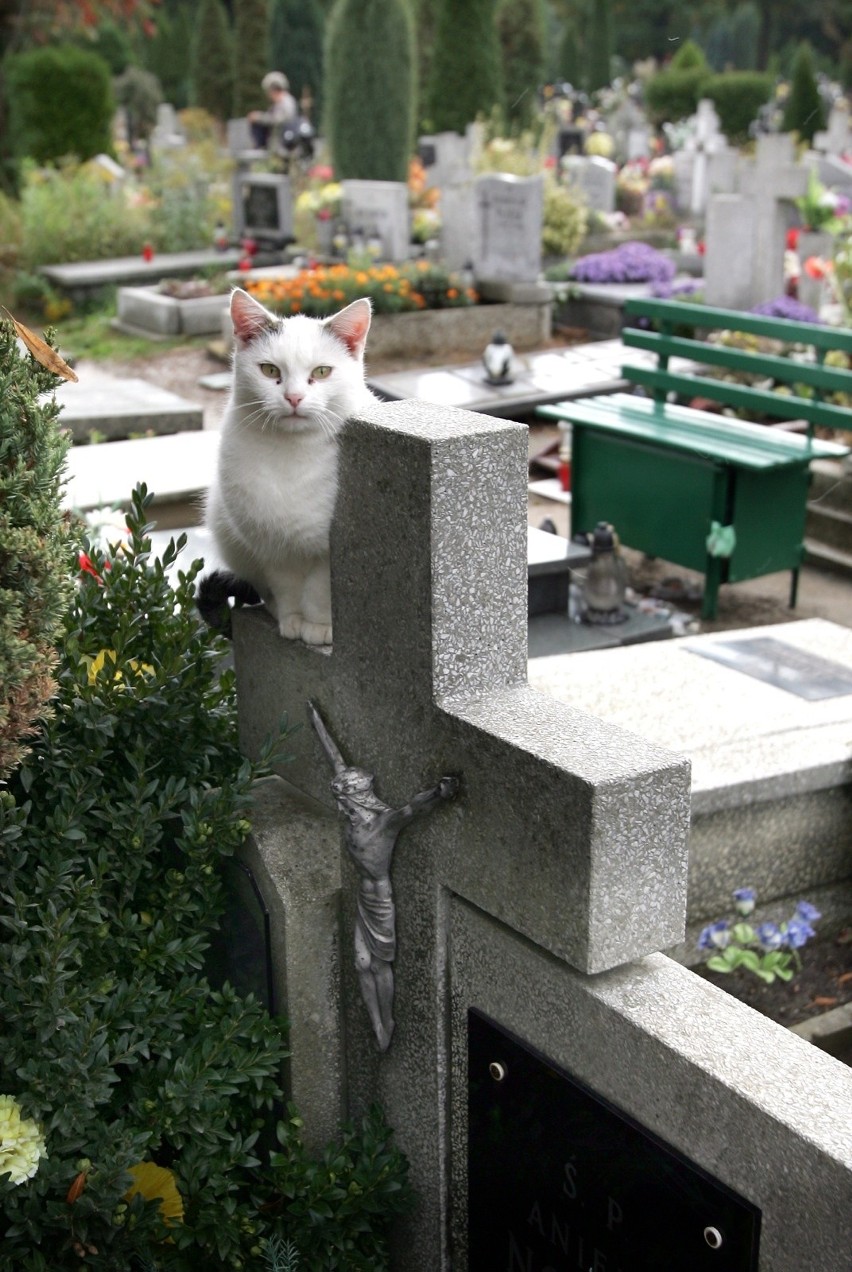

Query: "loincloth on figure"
left=356, top=889, right=396, bottom=963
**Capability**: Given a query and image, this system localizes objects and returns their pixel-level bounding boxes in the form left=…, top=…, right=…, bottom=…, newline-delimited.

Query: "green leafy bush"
left=542, top=181, right=588, bottom=257
left=0, top=488, right=412, bottom=1268
left=644, top=43, right=710, bottom=127
left=426, top=0, right=505, bottom=135
left=5, top=45, right=114, bottom=164
left=0, top=317, right=70, bottom=778
left=703, top=71, right=773, bottom=143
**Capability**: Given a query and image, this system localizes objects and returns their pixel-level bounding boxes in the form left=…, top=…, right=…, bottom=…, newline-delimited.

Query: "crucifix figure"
left=308, top=700, right=459, bottom=1052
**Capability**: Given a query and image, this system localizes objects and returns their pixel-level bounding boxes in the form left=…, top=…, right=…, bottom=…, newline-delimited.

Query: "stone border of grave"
left=115, top=285, right=230, bottom=339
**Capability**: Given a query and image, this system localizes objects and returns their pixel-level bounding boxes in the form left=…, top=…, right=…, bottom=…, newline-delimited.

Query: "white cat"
left=203, top=287, right=377, bottom=646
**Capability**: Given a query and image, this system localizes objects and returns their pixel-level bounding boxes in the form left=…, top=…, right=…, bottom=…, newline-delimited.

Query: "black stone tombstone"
left=207, top=859, right=275, bottom=1014
left=468, top=1010, right=761, bottom=1271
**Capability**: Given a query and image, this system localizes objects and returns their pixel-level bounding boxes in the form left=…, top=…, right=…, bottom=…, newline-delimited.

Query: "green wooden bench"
left=537, top=298, right=852, bottom=618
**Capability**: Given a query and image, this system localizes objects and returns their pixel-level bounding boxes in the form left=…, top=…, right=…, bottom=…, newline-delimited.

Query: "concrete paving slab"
left=56, top=367, right=203, bottom=442
left=64, top=429, right=219, bottom=518
left=529, top=617, right=852, bottom=807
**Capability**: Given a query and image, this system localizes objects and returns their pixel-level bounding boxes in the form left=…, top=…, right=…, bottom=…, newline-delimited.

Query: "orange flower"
left=447, top=288, right=458, bottom=299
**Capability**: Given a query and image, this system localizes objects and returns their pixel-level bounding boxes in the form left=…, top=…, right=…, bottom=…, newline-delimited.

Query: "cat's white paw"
left=300, top=620, right=333, bottom=646
left=278, top=613, right=303, bottom=640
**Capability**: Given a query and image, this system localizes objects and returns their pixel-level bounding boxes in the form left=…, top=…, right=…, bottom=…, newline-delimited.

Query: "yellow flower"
left=125, top=1162, right=184, bottom=1226
left=0, top=1095, right=47, bottom=1186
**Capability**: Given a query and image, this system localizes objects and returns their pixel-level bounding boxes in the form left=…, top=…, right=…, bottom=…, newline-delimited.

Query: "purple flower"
left=795, top=900, right=821, bottom=924
left=698, top=920, right=730, bottom=951
left=756, top=922, right=784, bottom=951
left=733, top=887, right=756, bottom=917
left=750, top=296, right=824, bottom=324
left=571, top=241, right=676, bottom=285
left=650, top=278, right=701, bottom=300
left=783, top=917, right=816, bottom=949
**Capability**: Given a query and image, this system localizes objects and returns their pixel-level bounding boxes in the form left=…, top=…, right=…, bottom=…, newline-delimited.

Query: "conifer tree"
left=782, top=43, right=826, bottom=144
left=586, top=0, right=612, bottom=93
left=497, top=0, right=546, bottom=130
left=193, top=0, right=234, bottom=120
left=0, top=320, right=71, bottom=779
left=233, top=0, right=271, bottom=117
left=556, top=17, right=581, bottom=89
left=425, top=0, right=504, bottom=134
left=269, top=0, right=324, bottom=122
left=324, top=0, right=415, bottom=182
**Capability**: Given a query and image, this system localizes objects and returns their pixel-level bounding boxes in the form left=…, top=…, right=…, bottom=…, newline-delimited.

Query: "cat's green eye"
left=260, top=362, right=280, bottom=380
left=312, top=365, right=332, bottom=380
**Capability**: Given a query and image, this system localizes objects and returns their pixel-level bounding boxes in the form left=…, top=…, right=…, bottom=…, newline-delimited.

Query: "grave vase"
left=797, top=230, right=835, bottom=316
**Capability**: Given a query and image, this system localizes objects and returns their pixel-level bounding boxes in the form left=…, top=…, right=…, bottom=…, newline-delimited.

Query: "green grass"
left=52, top=302, right=211, bottom=363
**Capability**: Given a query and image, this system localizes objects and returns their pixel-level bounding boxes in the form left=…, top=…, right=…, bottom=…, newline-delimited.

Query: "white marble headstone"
left=341, top=180, right=410, bottom=261
left=473, top=173, right=543, bottom=283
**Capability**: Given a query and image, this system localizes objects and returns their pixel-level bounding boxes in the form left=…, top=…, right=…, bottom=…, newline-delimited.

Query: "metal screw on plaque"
left=703, top=1226, right=724, bottom=1249
left=488, top=1061, right=507, bottom=1082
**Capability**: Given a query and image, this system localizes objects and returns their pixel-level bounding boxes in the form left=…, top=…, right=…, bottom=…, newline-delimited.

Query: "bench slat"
left=537, top=394, right=848, bottom=468
left=625, top=364, right=852, bottom=433
left=624, top=298, right=852, bottom=355
left=622, top=328, right=852, bottom=396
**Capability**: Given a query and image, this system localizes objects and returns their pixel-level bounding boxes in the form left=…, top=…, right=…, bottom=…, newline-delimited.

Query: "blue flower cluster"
left=750, top=295, right=824, bottom=324
left=570, top=241, right=676, bottom=285
left=650, top=278, right=702, bottom=300
left=698, top=898, right=821, bottom=953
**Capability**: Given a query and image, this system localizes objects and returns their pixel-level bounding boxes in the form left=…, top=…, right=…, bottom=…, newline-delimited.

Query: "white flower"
left=0, top=1095, right=47, bottom=1185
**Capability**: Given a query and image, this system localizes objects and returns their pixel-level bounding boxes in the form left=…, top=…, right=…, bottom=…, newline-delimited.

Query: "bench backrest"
left=621, top=298, right=852, bottom=442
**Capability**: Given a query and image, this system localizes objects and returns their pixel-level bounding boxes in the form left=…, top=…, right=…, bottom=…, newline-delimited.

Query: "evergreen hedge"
left=5, top=46, right=114, bottom=164
left=704, top=71, right=773, bottom=144
left=586, top=0, right=612, bottom=93
left=324, top=0, right=416, bottom=182
left=193, top=0, right=235, bottom=121
left=644, top=39, right=710, bottom=125
left=0, top=318, right=71, bottom=779
left=425, top=0, right=504, bottom=135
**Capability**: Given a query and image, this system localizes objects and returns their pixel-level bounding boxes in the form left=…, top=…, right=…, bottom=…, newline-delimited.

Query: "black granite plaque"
left=687, top=636, right=852, bottom=701
left=244, top=182, right=281, bottom=234
left=468, top=1010, right=760, bottom=1271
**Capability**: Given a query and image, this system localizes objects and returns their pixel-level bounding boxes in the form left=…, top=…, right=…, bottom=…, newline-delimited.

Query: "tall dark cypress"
left=269, top=0, right=324, bottom=121
left=192, top=0, right=234, bottom=120
left=425, top=0, right=505, bottom=134
left=497, top=0, right=546, bottom=130
left=324, top=0, right=416, bottom=182
left=233, top=0, right=271, bottom=117
left=586, top=0, right=612, bottom=93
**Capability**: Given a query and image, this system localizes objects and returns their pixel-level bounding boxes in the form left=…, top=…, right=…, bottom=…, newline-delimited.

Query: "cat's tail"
left=196, top=569, right=262, bottom=638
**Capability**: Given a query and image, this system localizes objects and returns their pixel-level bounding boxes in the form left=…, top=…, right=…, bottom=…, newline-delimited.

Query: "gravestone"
left=439, top=183, right=476, bottom=272
left=234, top=172, right=294, bottom=245
left=341, top=179, right=410, bottom=261
left=674, top=99, right=728, bottom=215
left=563, top=155, right=616, bottom=213
left=149, top=103, right=185, bottom=152
left=419, top=129, right=475, bottom=190
left=705, top=135, right=808, bottom=309
left=707, top=146, right=740, bottom=197
left=473, top=173, right=543, bottom=284
left=230, top=397, right=852, bottom=1269
left=813, top=104, right=852, bottom=158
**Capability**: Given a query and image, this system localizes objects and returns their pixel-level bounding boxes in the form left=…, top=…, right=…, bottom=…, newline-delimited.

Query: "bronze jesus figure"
left=308, top=700, right=458, bottom=1052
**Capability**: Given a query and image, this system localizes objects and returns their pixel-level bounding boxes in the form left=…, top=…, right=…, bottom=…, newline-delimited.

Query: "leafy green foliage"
left=0, top=486, right=413, bottom=1267
left=0, top=317, right=71, bottom=778
left=586, top=0, right=613, bottom=93
left=425, top=0, right=505, bottom=134
left=324, top=0, right=416, bottom=181
left=782, top=42, right=826, bottom=144
left=703, top=71, right=773, bottom=144
left=541, top=181, right=588, bottom=258
left=268, top=1105, right=413, bottom=1270
left=5, top=45, right=114, bottom=164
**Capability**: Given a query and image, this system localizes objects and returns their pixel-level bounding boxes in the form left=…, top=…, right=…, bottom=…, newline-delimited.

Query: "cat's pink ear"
left=230, top=288, right=276, bottom=345
left=325, top=298, right=372, bottom=359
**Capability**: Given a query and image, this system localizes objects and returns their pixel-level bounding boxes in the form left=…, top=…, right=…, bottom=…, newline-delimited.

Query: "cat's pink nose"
left=285, top=392, right=304, bottom=409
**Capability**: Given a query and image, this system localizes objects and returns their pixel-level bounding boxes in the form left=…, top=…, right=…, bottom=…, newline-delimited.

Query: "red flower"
left=804, top=255, right=830, bottom=280
left=78, top=552, right=111, bottom=585
left=786, top=227, right=801, bottom=252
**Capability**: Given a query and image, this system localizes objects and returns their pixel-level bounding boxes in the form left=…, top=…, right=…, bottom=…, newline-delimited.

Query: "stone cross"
left=232, top=400, right=690, bottom=1263
left=739, top=133, right=809, bottom=304
left=686, top=98, right=726, bottom=215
